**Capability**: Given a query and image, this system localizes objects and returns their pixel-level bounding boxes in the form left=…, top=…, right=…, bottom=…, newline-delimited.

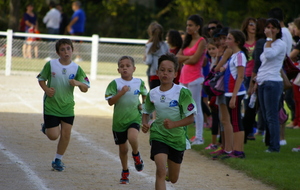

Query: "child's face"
left=157, top=60, right=177, bottom=85
left=219, top=35, right=227, bottom=48
left=207, top=44, right=218, bottom=57
left=57, top=44, right=73, bottom=61
left=225, top=33, right=238, bottom=49
left=118, top=59, right=135, bottom=79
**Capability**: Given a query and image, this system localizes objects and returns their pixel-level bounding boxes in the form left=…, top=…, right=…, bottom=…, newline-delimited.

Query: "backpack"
left=203, top=67, right=225, bottom=96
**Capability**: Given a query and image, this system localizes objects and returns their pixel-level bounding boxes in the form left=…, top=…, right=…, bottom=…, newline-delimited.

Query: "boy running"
left=37, top=38, right=90, bottom=171
left=105, top=56, right=147, bottom=184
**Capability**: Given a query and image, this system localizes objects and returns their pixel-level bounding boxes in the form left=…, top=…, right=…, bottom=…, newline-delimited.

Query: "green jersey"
left=143, top=84, right=196, bottom=151
left=37, top=59, right=90, bottom=117
left=105, top=78, right=147, bottom=132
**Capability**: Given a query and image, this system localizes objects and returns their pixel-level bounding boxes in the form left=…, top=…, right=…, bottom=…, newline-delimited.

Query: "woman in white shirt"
left=255, top=18, right=286, bottom=153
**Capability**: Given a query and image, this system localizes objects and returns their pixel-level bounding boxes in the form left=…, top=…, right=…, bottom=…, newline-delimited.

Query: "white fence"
left=0, top=30, right=148, bottom=80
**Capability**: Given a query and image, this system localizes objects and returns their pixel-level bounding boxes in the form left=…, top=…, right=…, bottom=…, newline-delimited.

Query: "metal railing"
left=0, top=30, right=148, bottom=80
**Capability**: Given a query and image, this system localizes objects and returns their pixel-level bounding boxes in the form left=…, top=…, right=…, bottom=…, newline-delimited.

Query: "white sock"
left=54, top=153, right=63, bottom=161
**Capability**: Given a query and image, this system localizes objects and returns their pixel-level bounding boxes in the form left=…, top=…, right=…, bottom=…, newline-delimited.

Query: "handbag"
left=283, top=55, right=300, bottom=80
left=203, top=68, right=225, bottom=96
left=209, top=71, right=225, bottom=93
left=293, top=73, right=300, bottom=86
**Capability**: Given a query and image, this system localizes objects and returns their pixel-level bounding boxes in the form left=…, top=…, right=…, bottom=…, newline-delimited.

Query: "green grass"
left=0, top=57, right=148, bottom=77
left=187, top=121, right=300, bottom=190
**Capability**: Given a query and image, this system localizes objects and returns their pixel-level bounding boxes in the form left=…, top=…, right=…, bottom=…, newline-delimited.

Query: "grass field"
left=188, top=119, right=300, bottom=190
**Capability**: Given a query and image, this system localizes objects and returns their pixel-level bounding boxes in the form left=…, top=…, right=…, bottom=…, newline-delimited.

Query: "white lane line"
left=72, top=130, right=176, bottom=190
left=0, top=142, right=49, bottom=190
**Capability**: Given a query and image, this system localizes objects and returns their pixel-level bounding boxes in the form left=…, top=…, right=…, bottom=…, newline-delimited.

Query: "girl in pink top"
left=177, top=14, right=207, bottom=145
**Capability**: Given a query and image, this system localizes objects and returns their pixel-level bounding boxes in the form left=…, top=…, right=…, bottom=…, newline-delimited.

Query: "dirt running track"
left=0, top=74, right=274, bottom=190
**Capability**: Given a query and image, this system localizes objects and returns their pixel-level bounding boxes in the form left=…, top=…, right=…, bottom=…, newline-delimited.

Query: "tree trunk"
left=8, top=0, right=21, bottom=31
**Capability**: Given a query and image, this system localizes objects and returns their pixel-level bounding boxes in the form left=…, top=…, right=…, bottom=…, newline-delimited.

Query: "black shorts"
left=150, top=140, right=184, bottom=164
left=44, top=114, right=74, bottom=128
left=113, top=123, right=140, bottom=145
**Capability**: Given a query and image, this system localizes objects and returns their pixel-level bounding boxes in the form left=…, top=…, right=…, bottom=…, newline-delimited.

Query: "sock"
left=132, top=152, right=139, bottom=156
left=54, top=153, right=63, bottom=161
left=224, top=150, right=232, bottom=154
left=123, top=169, right=129, bottom=173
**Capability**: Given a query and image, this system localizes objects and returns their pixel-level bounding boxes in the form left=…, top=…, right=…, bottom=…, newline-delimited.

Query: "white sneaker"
left=191, top=138, right=204, bottom=145
left=280, top=140, right=287, bottom=146
left=292, top=146, right=300, bottom=152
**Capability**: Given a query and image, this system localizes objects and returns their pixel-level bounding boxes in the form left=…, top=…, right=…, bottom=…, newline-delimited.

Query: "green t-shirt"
left=143, top=84, right=196, bottom=151
left=37, top=59, right=90, bottom=117
left=105, top=78, right=148, bottom=132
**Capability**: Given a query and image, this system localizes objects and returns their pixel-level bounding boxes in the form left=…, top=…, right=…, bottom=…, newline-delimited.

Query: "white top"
left=256, top=39, right=286, bottom=85
left=281, top=27, right=293, bottom=54
left=43, top=8, right=61, bottom=29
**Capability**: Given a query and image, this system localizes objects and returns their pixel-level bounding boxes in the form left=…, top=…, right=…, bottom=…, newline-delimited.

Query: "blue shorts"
left=150, top=140, right=184, bottom=164
left=43, top=114, right=74, bottom=128
left=113, top=123, right=140, bottom=145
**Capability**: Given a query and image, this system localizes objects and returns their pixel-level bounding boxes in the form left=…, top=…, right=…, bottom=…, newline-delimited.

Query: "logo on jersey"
left=62, top=68, right=67, bottom=74
left=134, top=89, right=140, bottom=95
left=187, top=103, right=195, bottom=111
left=69, top=74, right=75, bottom=79
left=169, top=100, right=178, bottom=107
left=52, top=72, right=56, bottom=78
left=160, top=95, right=166, bottom=102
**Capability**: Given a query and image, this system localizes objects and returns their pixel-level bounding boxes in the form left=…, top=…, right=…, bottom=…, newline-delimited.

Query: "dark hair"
left=268, top=7, right=284, bottom=22
left=147, top=22, right=164, bottom=54
left=167, top=30, right=183, bottom=49
left=158, top=53, right=179, bottom=72
left=265, top=18, right=282, bottom=39
left=202, top=25, right=210, bottom=39
left=49, top=1, right=56, bottom=8
left=56, top=39, right=74, bottom=53
left=228, top=29, right=249, bottom=61
left=118, top=55, right=135, bottom=66
left=255, top=18, right=267, bottom=39
left=208, top=19, right=223, bottom=29
left=182, top=14, right=204, bottom=49
left=241, top=17, right=256, bottom=40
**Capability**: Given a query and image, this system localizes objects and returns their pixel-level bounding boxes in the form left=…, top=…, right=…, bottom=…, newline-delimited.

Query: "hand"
left=264, top=28, right=272, bottom=38
left=142, top=123, right=150, bottom=133
left=69, top=79, right=80, bottom=87
left=163, top=118, right=176, bottom=129
left=229, top=96, right=236, bottom=109
left=120, top=86, right=130, bottom=94
left=46, top=87, right=55, bottom=97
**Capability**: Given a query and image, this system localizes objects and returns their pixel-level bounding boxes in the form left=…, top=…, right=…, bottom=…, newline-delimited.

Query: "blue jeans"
left=258, top=81, right=283, bottom=152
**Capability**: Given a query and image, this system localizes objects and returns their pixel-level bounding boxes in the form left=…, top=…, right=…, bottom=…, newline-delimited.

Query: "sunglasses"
left=208, top=27, right=216, bottom=31
left=249, top=22, right=256, bottom=26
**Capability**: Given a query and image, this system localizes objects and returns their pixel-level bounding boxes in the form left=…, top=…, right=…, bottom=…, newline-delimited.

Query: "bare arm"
left=163, top=114, right=194, bottom=129
left=38, top=80, right=55, bottom=97
left=176, top=49, right=190, bottom=63
left=107, top=86, right=129, bottom=106
left=142, top=113, right=150, bottom=133
left=183, top=40, right=207, bottom=65
left=290, top=49, right=299, bottom=62
left=67, top=16, right=79, bottom=33
left=215, top=48, right=233, bottom=71
left=229, top=66, right=245, bottom=109
left=69, top=79, right=89, bottom=93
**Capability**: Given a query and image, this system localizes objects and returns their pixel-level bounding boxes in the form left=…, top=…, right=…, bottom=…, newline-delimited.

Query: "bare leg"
left=219, top=103, right=233, bottom=152
left=56, top=121, right=72, bottom=155
left=167, top=159, right=181, bottom=184
left=127, top=128, right=139, bottom=154
left=119, top=142, right=129, bottom=170
left=233, top=131, right=245, bottom=151
left=154, top=153, right=168, bottom=190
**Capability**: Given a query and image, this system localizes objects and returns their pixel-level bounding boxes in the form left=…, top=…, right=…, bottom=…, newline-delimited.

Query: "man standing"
left=67, top=1, right=86, bottom=62
left=43, top=1, right=61, bottom=36
left=67, top=1, right=86, bottom=36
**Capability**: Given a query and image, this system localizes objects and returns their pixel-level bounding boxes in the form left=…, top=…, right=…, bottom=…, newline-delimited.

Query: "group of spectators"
left=143, top=7, right=300, bottom=157
left=21, top=1, right=85, bottom=61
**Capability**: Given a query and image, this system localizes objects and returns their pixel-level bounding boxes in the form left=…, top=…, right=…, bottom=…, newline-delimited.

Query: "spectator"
left=43, top=1, right=61, bottom=36
left=56, top=4, right=69, bottom=35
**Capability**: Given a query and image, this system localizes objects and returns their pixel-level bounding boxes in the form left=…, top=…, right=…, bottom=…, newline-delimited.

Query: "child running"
left=142, top=53, right=196, bottom=190
left=38, top=38, right=90, bottom=171
left=105, top=56, right=147, bottom=184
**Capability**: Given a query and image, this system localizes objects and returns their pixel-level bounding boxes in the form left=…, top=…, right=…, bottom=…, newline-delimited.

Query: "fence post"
left=5, top=29, right=13, bottom=76
left=90, top=34, right=99, bottom=80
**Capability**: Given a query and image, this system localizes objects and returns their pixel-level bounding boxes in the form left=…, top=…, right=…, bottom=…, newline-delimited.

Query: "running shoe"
left=191, top=138, right=204, bottom=145
left=212, top=150, right=226, bottom=160
left=221, top=151, right=246, bottom=159
left=40, top=123, right=46, bottom=134
left=189, top=136, right=196, bottom=142
left=132, top=152, right=144, bottom=172
left=209, top=147, right=223, bottom=154
left=292, top=146, right=300, bottom=152
left=205, top=143, right=218, bottom=150
left=52, top=158, right=65, bottom=172
left=120, top=170, right=129, bottom=184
